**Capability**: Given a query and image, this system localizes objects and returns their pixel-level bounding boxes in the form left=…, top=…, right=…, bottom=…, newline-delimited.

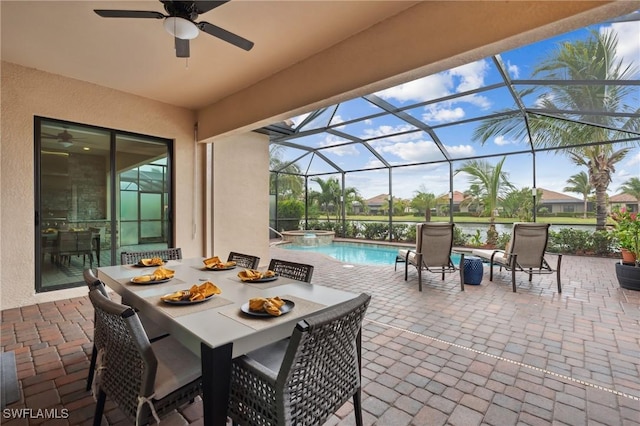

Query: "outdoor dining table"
left=97, top=257, right=358, bottom=426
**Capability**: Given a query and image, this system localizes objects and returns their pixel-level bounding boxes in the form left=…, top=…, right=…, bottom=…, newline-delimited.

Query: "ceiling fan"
left=42, top=129, right=84, bottom=148
left=94, top=0, right=254, bottom=58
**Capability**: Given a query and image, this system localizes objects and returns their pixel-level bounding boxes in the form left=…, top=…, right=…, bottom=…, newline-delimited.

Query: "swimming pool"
left=282, top=241, right=462, bottom=266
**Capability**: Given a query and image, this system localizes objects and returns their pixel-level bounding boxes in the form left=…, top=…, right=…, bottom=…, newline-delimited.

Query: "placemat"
left=146, top=295, right=234, bottom=318
left=219, top=295, right=326, bottom=330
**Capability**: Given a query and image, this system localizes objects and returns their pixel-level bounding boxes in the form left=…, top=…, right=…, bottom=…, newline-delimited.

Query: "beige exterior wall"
left=0, top=62, right=206, bottom=309
left=211, top=132, right=270, bottom=267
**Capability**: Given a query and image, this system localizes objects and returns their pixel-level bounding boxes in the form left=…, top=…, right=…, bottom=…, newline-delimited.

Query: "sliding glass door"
left=35, top=118, right=173, bottom=292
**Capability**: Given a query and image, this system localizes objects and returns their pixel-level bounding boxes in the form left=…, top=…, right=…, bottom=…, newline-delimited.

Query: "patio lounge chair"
left=399, top=222, right=459, bottom=292
left=471, top=222, right=562, bottom=293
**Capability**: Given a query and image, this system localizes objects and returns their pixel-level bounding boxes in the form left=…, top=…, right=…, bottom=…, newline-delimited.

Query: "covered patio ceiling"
left=268, top=10, right=640, bottom=198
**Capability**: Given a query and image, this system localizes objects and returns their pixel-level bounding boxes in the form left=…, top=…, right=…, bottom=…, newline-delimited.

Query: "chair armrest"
left=404, top=249, right=414, bottom=261
left=489, top=250, right=506, bottom=262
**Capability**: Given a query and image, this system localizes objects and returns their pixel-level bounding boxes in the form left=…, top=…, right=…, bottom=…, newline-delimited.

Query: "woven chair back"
left=417, top=222, right=454, bottom=267
left=510, top=223, right=550, bottom=268
left=88, top=289, right=156, bottom=423
left=120, top=248, right=182, bottom=265
left=276, top=293, right=370, bottom=424
left=268, top=259, right=314, bottom=283
left=228, top=252, right=260, bottom=269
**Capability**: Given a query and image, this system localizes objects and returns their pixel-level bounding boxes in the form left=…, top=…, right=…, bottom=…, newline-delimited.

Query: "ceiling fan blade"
left=175, top=37, right=190, bottom=58
left=193, top=1, right=230, bottom=14
left=41, top=133, right=59, bottom=139
left=198, top=21, right=254, bottom=51
left=94, top=10, right=165, bottom=19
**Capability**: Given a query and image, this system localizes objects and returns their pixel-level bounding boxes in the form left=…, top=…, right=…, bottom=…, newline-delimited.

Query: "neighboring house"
left=451, top=191, right=466, bottom=213
left=365, top=194, right=390, bottom=215
left=609, top=193, right=639, bottom=213
left=539, top=188, right=585, bottom=214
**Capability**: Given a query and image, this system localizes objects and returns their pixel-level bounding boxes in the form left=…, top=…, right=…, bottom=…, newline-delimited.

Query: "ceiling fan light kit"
left=164, top=16, right=199, bottom=40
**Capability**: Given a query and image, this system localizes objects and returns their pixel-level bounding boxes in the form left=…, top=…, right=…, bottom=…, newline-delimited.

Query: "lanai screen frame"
left=267, top=12, right=640, bottom=237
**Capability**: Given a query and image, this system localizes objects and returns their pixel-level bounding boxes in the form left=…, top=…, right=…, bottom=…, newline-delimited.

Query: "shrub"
left=361, top=222, right=389, bottom=240
left=391, top=224, right=410, bottom=242
left=453, top=227, right=468, bottom=246
left=277, top=199, right=304, bottom=231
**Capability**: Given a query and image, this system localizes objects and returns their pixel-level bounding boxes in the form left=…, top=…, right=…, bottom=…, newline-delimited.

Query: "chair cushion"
left=244, top=338, right=290, bottom=374
left=471, top=249, right=506, bottom=264
left=398, top=249, right=419, bottom=266
left=152, top=336, right=201, bottom=399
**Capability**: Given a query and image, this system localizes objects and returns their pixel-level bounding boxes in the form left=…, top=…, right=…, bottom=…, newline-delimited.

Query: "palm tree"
left=473, top=30, right=639, bottom=230
left=619, top=177, right=640, bottom=212
left=411, top=187, right=436, bottom=221
left=455, top=156, right=514, bottom=245
left=309, top=177, right=341, bottom=221
left=564, top=171, right=593, bottom=219
left=308, top=177, right=359, bottom=221
left=269, top=145, right=304, bottom=199
left=460, top=184, right=484, bottom=216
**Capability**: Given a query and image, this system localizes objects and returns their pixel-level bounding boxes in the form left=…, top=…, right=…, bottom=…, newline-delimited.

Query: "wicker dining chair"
left=227, top=251, right=260, bottom=269
left=88, top=288, right=202, bottom=425
left=267, top=258, right=314, bottom=283
left=227, top=293, right=371, bottom=426
left=83, top=269, right=169, bottom=392
left=119, top=248, right=183, bottom=265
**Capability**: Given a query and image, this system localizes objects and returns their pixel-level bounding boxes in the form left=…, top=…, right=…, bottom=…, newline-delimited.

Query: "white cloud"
left=375, top=59, right=491, bottom=104
left=446, top=145, right=476, bottom=157
left=316, top=134, right=359, bottom=157
left=330, top=114, right=345, bottom=126
left=455, top=93, right=491, bottom=109
left=507, top=60, right=520, bottom=79
left=601, top=18, right=640, bottom=77
left=422, top=105, right=465, bottom=123
left=376, top=73, right=453, bottom=103
left=493, top=135, right=517, bottom=146
left=321, top=144, right=359, bottom=157
left=317, top=133, right=350, bottom=148
left=450, top=60, right=489, bottom=92
left=625, top=151, right=640, bottom=167
left=361, top=124, right=418, bottom=140
left=377, top=140, right=446, bottom=163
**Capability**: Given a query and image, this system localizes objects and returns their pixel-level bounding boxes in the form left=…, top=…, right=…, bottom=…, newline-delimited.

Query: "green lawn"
left=342, top=215, right=603, bottom=226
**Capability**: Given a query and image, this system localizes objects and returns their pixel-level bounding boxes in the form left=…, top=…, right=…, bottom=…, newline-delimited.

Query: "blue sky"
left=278, top=13, right=640, bottom=201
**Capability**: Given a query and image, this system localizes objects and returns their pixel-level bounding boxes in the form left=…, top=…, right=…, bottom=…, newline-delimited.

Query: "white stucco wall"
left=0, top=61, right=204, bottom=309
left=211, top=132, right=270, bottom=267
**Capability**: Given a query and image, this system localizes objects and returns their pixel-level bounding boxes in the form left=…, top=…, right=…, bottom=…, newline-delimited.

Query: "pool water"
left=282, top=241, right=462, bottom=266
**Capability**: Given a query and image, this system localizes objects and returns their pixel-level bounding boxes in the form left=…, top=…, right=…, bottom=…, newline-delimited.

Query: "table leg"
left=201, top=341, right=232, bottom=426
left=94, top=236, right=101, bottom=267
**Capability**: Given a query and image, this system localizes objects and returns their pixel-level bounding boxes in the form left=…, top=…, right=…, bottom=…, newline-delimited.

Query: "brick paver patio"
left=2, top=247, right=639, bottom=425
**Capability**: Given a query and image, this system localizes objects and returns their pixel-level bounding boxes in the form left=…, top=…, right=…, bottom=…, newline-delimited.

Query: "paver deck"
left=1, top=247, right=639, bottom=425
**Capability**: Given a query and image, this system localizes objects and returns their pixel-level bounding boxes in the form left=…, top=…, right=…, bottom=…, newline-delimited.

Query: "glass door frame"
left=35, top=116, right=175, bottom=293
